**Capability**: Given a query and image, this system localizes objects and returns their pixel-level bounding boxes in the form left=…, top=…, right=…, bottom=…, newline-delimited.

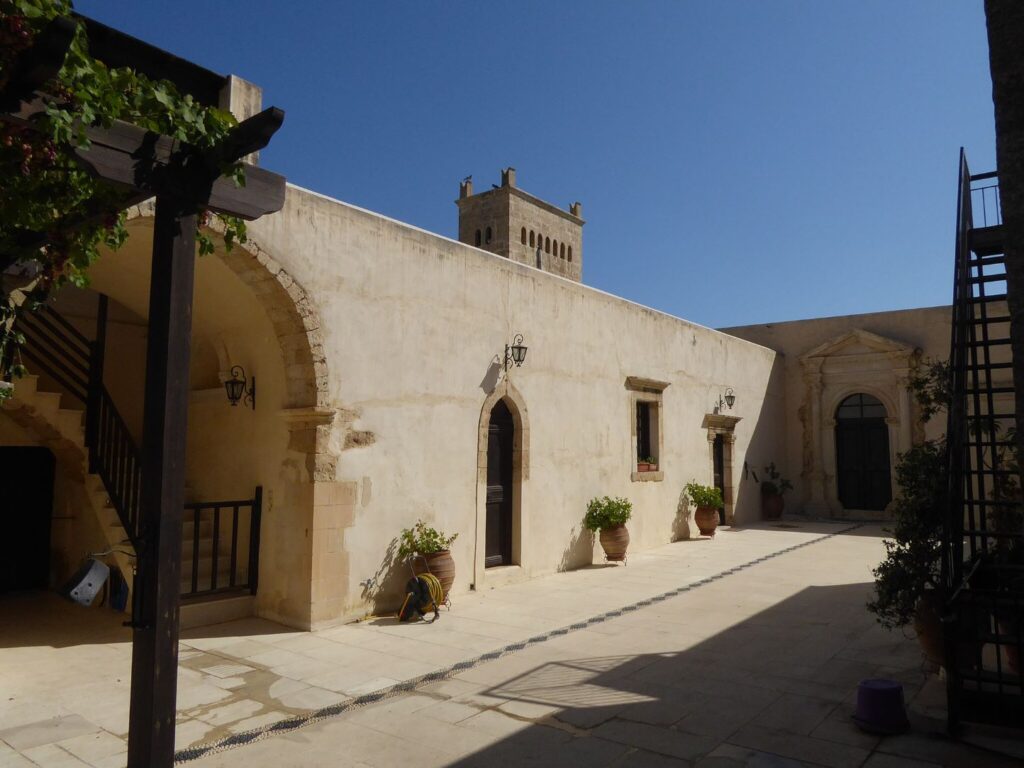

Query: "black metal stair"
left=942, top=150, right=1023, bottom=731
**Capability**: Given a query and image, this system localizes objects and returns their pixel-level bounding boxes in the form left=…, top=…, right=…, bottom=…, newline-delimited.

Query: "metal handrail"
left=182, top=487, right=262, bottom=598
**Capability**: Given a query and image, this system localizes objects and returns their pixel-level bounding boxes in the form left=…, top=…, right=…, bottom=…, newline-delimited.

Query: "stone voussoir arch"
left=126, top=202, right=328, bottom=411
left=826, top=386, right=898, bottom=423
left=126, top=203, right=336, bottom=481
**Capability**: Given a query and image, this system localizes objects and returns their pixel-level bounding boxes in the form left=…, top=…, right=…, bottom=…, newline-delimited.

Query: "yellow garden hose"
left=419, top=572, right=445, bottom=609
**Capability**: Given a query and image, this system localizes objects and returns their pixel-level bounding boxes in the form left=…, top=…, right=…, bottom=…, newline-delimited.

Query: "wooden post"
left=127, top=195, right=196, bottom=768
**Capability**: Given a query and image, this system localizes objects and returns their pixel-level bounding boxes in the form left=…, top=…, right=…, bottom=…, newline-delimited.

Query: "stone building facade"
left=0, top=92, right=961, bottom=632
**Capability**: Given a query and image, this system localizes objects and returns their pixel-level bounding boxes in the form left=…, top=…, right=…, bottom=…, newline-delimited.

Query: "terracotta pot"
left=998, top=620, right=1021, bottom=674
left=421, top=550, right=455, bottom=600
left=914, top=593, right=945, bottom=667
left=762, top=492, right=784, bottom=520
left=695, top=505, right=719, bottom=537
left=636, top=462, right=650, bottom=473
left=599, top=524, right=630, bottom=562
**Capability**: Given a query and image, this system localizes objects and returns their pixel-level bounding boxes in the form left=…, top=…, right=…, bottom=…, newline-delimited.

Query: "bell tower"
left=456, top=168, right=584, bottom=282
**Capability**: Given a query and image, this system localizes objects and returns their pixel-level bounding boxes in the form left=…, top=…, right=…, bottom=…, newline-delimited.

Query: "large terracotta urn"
left=762, top=492, right=784, bottom=520
left=422, top=550, right=455, bottom=600
left=695, top=505, right=719, bottom=537
left=913, top=593, right=945, bottom=668
left=599, top=524, right=630, bottom=562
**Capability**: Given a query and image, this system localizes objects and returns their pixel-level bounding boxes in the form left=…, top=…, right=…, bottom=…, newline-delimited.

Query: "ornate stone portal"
left=701, top=413, right=741, bottom=525
left=799, top=329, right=921, bottom=517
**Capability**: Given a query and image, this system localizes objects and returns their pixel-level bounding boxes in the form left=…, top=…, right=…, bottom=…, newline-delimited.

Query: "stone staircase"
left=2, top=374, right=255, bottom=627
left=1, top=374, right=137, bottom=592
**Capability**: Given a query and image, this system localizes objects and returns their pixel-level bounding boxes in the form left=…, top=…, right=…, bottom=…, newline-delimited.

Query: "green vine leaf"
left=1, top=0, right=252, bottom=398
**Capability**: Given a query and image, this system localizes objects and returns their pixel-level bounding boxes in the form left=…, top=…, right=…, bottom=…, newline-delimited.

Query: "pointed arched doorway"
left=835, top=393, right=892, bottom=511
left=486, top=400, right=515, bottom=567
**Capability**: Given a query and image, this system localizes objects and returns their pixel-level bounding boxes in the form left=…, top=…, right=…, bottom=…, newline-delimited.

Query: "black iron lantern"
left=225, top=365, right=256, bottom=409
left=504, top=334, right=528, bottom=370
left=714, top=387, right=736, bottom=414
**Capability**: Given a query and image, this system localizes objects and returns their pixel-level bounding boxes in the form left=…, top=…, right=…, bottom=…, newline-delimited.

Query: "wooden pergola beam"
left=3, top=101, right=286, bottom=219
left=3, top=22, right=289, bottom=767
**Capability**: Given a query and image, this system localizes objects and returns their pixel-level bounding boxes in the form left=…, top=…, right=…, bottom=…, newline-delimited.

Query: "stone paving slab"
left=181, top=525, right=1021, bottom=768
left=4, top=522, right=1020, bottom=767
left=0, top=522, right=854, bottom=764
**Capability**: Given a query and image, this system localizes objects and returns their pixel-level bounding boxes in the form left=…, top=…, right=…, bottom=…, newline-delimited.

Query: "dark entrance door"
left=0, top=447, right=55, bottom=593
left=835, top=393, right=892, bottom=511
left=713, top=434, right=726, bottom=524
left=485, top=400, right=514, bottom=568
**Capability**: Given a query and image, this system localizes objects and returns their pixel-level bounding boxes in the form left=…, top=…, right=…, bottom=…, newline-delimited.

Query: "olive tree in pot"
left=867, top=440, right=947, bottom=666
left=685, top=482, right=724, bottom=537
left=397, top=520, right=458, bottom=599
left=584, top=496, right=632, bottom=562
left=760, top=462, right=792, bottom=520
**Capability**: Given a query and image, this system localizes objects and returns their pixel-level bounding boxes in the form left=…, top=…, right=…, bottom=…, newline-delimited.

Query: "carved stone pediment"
left=799, top=329, right=915, bottom=363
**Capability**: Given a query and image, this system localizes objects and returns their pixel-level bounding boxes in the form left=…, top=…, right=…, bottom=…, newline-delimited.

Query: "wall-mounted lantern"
left=225, top=365, right=256, bottom=409
left=504, top=334, right=528, bottom=371
left=713, top=387, right=736, bottom=414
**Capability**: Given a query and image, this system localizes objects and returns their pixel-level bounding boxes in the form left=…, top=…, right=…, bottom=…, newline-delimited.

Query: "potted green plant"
left=684, top=482, right=723, bottom=537
left=584, top=496, right=632, bottom=562
left=760, top=462, right=793, bottom=520
left=397, top=520, right=458, bottom=599
left=636, top=456, right=657, bottom=473
left=867, top=440, right=946, bottom=665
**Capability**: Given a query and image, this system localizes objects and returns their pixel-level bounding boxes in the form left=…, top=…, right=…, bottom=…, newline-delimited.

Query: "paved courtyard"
left=1, top=522, right=1020, bottom=767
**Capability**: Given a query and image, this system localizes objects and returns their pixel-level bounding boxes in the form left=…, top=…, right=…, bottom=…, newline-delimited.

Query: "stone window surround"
left=627, top=376, right=669, bottom=482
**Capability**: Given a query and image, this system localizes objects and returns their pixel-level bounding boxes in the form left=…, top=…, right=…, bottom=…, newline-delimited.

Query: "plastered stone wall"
left=247, top=183, right=786, bottom=627
left=722, top=307, right=958, bottom=518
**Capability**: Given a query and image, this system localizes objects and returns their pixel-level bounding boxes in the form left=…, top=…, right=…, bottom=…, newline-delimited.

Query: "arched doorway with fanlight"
left=834, top=393, right=893, bottom=512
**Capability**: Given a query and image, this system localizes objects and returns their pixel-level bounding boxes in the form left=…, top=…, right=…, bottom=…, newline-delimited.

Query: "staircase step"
left=56, top=408, right=85, bottom=441
left=12, top=374, right=39, bottom=399
left=182, top=538, right=233, bottom=558
left=179, top=594, right=255, bottom=630
left=32, top=390, right=62, bottom=421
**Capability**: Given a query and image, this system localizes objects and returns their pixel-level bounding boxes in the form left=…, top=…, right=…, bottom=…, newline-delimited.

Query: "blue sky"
left=76, top=1, right=995, bottom=328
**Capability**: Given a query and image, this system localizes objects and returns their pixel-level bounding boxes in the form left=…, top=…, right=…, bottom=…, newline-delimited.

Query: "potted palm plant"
left=685, top=482, right=724, bottom=537
left=760, top=462, right=793, bottom=520
left=584, top=496, right=632, bottom=562
left=397, top=520, right=458, bottom=599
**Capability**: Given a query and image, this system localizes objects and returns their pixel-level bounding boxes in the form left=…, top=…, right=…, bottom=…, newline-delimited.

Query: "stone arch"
left=825, top=385, right=897, bottom=422
left=125, top=203, right=335, bottom=480
left=832, top=392, right=894, bottom=512
left=474, top=377, right=530, bottom=588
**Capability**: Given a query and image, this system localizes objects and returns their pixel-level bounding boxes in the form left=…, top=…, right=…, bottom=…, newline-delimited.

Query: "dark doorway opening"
left=713, top=434, right=726, bottom=524
left=835, top=393, right=892, bottom=511
left=485, top=400, right=514, bottom=568
left=0, top=446, right=55, bottom=593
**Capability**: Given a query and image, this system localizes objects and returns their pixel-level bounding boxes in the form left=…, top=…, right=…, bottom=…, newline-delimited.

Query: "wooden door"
left=485, top=400, right=514, bottom=567
left=835, top=394, right=892, bottom=511
left=713, top=434, right=726, bottom=524
left=0, top=447, right=55, bottom=593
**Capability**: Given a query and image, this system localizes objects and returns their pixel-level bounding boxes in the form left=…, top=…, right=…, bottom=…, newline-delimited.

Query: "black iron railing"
left=92, top=384, right=143, bottom=543
left=182, top=487, right=262, bottom=599
left=17, top=301, right=93, bottom=405
left=15, top=297, right=263, bottom=599
left=943, top=150, right=1023, bottom=731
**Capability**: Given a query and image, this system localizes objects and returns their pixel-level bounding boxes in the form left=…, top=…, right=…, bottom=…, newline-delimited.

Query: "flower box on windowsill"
left=636, top=462, right=659, bottom=473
